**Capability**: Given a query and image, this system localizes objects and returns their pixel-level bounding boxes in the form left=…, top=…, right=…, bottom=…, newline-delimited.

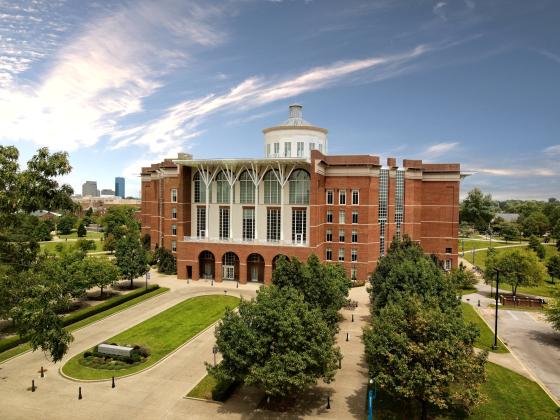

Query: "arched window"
left=289, top=169, right=310, bottom=204
left=239, top=171, right=254, bottom=204
left=193, top=171, right=206, bottom=203
left=264, top=170, right=280, bottom=204
left=216, top=171, right=229, bottom=203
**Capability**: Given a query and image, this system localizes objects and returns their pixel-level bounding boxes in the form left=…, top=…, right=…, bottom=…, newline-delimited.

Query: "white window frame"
left=326, top=229, right=332, bottom=242
left=171, top=224, right=177, bottom=236
left=326, top=248, right=332, bottom=261
left=171, top=188, right=177, bottom=203
left=351, top=248, right=357, bottom=262
left=338, top=248, right=345, bottom=262
left=352, top=230, right=358, bottom=243
left=339, top=230, right=345, bottom=243
left=326, top=189, right=334, bottom=205
left=284, top=142, right=291, bottom=157
left=352, top=190, right=359, bottom=205
left=171, top=240, right=177, bottom=253
left=171, top=207, right=177, bottom=219
left=339, top=210, right=345, bottom=224
left=326, top=210, right=333, bottom=223
left=339, top=190, right=346, bottom=205
left=352, top=211, right=358, bottom=224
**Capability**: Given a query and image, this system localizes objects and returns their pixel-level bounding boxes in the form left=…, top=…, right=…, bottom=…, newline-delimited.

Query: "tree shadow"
left=527, top=329, right=560, bottom=348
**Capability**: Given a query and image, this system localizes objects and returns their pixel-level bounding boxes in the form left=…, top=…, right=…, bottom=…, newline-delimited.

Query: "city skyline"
left=0, top=0, right=558, bottom=200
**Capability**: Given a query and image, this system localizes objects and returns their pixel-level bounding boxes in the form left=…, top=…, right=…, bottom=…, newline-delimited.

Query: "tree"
left=520, top=212, right=550, bottom=237
left=208, top=286, right=341, bottom=399
left=75, top=239, right=96, bottom=253
left=547, top=255, right=560, bottom=285
left=272, top=254, right=351, bottom=327
left=363, top=295, right=487, bottom=419
left=369, top=236, right=459, bottom=313
left=460, top=188, right=497, bottom=232
left=156, top=247, right=177, bottom=275
left=141, top=233, right=151, bottom=250
left=448, top=263, right=477, bottom=290
left=77, top=222, right=87, bottom=237
left=114, top=235, right=148, bottom=288
left=495, top=249, right=546, bottom=297
left=546, top=288, right=560, bottom=332
left=78, top=257, right=120, bottom=298
left=57, top=214, right=77, bottom=235
left=102, top=206, right=139, bottom=241
left=500, top=222, right=520, bottom=243
left=528, top=235, right=546, bottom=259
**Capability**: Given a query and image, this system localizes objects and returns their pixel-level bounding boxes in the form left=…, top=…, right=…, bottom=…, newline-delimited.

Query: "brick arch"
left=246, top=253, right=265, bottom=283
left=198, top=250, right=215, bottom=279
left=221, top=251, right=240, bottom=281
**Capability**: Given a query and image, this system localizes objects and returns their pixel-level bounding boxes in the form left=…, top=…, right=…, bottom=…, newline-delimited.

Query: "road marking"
left=507, top=311, right=519, bottom=320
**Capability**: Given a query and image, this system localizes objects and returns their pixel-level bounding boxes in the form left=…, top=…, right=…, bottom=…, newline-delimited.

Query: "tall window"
left=267, top=208, right=281, bottom=242
left=216, top=171, right=229, bottom=204
left=297, top=141, right=304, bottom=157
left=339, top=190, right=346, bottom=205
left=352, top=190, right=359, bottom=205
left=326, top=210, right=333, bottom=223
left=196, top=207, right=206, bottom=237
left=266, top=143, right=271, bottom=157
left=274, top=142, right=280, bottom=156
left=395, top=169, right=405, bottom=241
left=352, top=230, right=358, bottom=243
left=351, top=248, right=358, bottom=262
left=351, top=267, right=357, bottom=281
left=339, top=210, right=346, bottom=224
left=326, top=190, right=333, bottom=204
left=378, top=169, right=389, bottom=256
left=352, top=211, right=358, bottom=224
left=326, top=229, right=332, bottom=242
left=264, top=171, right=280, bottom=204
left=309, top=142, right=315, bottom=153
left=326, top=248, right=332, bottom=261
left=284, top=142, right=291, bottom=157
left=193, top=171, right=208, bottom=203
left=243, top=208, right=255, bottom=241
left=171, top=224, right=177, bottom=236
left=289, top=170, right=310, bottom=204
left=171, top=207, right=177, bottom=219
left=339, top=230, right=345, bottom=242
left=292, top=209, right=306, bottom=243
left=171, top=188, right=177, bottom=203
left=239, top=171, right=254, bottom=204
left=318, top=144, right=323, bottom=153
left=171, top=240, right=177, bottom=253
left=338, top=248, right=345, bottom=262
left=219, top=207, right=229, bottom=240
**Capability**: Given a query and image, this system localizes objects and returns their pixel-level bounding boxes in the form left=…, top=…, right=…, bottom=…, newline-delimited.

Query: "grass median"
left=461, top=303, right=508, bottom=353
left=0, top=285, right=169, bottom=364
left=62, top=295, right=240, bottom=380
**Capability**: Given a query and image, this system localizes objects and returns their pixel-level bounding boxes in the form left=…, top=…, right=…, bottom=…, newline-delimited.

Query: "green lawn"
left=56, top=231, right=103, bottom=239
left=461, top=303, right=508, bottom=353
left=188, top=374, right=220, bottom=400
left=0, top=286, right=169, bottom=364
left=458, top=239, right=512, bottom=252
left=40, top=240, right=104, bottom=254
left=372, top=362, right=559, bottom=419
left=62, top=295, right=240, bottom=380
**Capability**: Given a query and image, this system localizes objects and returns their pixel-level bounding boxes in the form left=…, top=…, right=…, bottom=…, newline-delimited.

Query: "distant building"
left=497, top=213, right=519, bottom=223
left=115, top=177, right=125, bottom=199
left=73, top=196, right=141, bottom=214
left=31, top=210, right=62, bottom=221
left=82, top=181, right=100, bottom=197
left=101, top=189, right=115, bottom=196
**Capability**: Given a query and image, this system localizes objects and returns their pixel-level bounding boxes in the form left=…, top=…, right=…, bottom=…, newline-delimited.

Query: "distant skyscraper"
left=101, top=189, right=115, bottom=196
left=82, top=181, right=99, bottom=197
left=115, top=177, right=125, bottom=198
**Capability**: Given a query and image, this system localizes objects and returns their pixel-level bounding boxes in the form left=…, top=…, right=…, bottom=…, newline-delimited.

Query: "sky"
left=0, top=0, right=559, bottom=200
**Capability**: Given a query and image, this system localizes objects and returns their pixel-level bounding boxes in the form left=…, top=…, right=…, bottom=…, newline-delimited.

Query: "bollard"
left=187, top=278, right=190, bottom=284
left=211, top=279, right=214, bottom=286
left=478, top=299, right=481, bottom=307
left=327, top=396, right=331, bottom=409
left=40, top=366, right=44, bottom=378
left=346, top=332, right=349, bottom=341
left=236, top=281, right=239, bottom=289
left=339, top=359, right=341, bottom=369
left=224, top=290, right=227, bottom=295
left=32, top=379, right=35, bottom=392
left=112, top=376, right=115, bottom=388
left=78, top=386, right=82, bottom=400
left=351, top=313, right=354, bottom=322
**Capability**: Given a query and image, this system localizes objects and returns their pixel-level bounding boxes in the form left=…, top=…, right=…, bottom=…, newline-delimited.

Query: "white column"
left=280, top=184, right=284, bottom=242
left=205, top=184, right=209, bottom=239
left=254, top=183, right=258, bottom=241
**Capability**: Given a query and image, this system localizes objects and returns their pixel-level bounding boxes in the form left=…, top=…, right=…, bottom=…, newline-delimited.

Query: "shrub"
left=75, top=239, right=96, bottom=252
left=212, top=377, right=239, bottom=402
left=55, top=243, right=64, bottom=252
left=84, top=351, right=92, bottom=358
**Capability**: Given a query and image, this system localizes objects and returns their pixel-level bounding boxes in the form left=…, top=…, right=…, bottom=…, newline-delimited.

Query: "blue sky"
left=0, top=0, right=558, bottom=199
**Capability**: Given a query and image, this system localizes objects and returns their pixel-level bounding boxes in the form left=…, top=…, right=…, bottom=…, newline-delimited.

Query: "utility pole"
left=492, top=269, right=500, bottom=350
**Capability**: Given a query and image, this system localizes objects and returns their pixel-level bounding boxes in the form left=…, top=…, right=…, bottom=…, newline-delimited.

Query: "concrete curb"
left=0, top=287, right=170, bottom=366
left=58, top=294, right=241, bottom=383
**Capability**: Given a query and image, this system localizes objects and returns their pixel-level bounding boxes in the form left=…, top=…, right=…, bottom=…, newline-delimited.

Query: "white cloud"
left=0, top=0, right=227, bottom=151
left=110, top=45, right=432, bottom=154
left=544, top=144, right=560, bottom=155
left=423, top=142, right=459, bottom=157
left=433, top=2, right=447, bottom=21
left=467, top=167, right=559, bottom=177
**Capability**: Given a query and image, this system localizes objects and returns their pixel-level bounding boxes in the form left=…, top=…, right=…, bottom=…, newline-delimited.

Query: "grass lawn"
left=458, top=239, right=512, bottom=252
left=461, top=303, right=508, bottom=353
left=56, top=231, right=103, bottom=239
left=0, top=286, right=169, bottom=364
left=373, top=362, right=560, bottom=419
left=460, top=287, right=478, bottom=295
left=62, top=295, right=240, bottom=380
left=40, top=240, right=104, bottom=254
left=188, top=374, right=219, bottom=400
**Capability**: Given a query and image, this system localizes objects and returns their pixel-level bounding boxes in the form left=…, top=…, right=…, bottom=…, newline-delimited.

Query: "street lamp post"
left=212, top=345, right=218, bottom=367
left=492, top=269, right=501, bottom=350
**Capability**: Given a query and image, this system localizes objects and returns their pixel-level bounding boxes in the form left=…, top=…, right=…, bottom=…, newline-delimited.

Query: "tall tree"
left=460, top=188, right=497, bottom=232
left=57, top=214, right=78, bottom=235
left=363, top=296, right=487, bottom=419
left=272, top=254, right=351, bottom=327
left=115, top=234, right=149, bottom=288
left=102, top=206, right=139, bottom=241
left=545, top=288, right=560, bottom=332
left=500, top=222, right=520, bottom=242
left=77, top=221, right=87, bottom=238
left=156, top=247, right=177, bottom=275
left=78, top=257, right=120, bottom=298
left=547, top=255, right=560, bottom=285
left=208, top=286, right=341, bottom=399
left=520, top=212, right=550, bottom=237
left=496, top=249, right=546, bottom=297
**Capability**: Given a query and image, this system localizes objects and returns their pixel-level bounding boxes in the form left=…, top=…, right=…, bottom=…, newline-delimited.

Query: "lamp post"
left=492, top=269, right=501, bottom=350
left=212, top=345, right=218, bottom=367
left=368, top=378, right=376, bottom=420
left=461, top=239, right=464, bottom=257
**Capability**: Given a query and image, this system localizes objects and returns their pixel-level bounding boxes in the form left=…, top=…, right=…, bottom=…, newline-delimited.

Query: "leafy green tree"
left=500, top=222, right=520, bottom=242
left=460, top=188, right=497, bottom=232
left=77, top=222, right=87, bottom=237
left=546, top=255, right=560, bottom=285
left=141, top=233, right=151, bottom=250
left=363, top=295, right=487, bottom=419
left=156, top=247, right=177, bottom=274
left=115, top=234, right=149, bottom=288
left=545, top=288, right=560, bottom=332
left=495, top=249, right=546, bottom=297
left=102, top=206, right=139, bottom=241
left=78, top=257, right=120, bottom=298
left=57, top=214, right=77, bottom=235
left=75, top=239, right=96, bottom=252
left=103, top=233, right=117, bottom=252
left=520, top=212, right=550, bottom=237
left=208, top=286, right=341, bottom=398
left=369, top=236, right=459, bottom=313
left=448, top=263, right=477, bottom=290
left=272, top=254, right=351, bottom=327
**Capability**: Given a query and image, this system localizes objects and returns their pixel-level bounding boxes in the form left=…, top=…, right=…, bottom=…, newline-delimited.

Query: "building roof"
left=173, top=157, right=309, bottom=168
left=497, top=213, right=519, bottom=222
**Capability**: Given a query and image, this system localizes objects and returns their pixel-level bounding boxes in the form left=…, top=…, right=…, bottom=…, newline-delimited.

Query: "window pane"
left=289, top=170, right=309, bottom=204
left=219, top=207, right=230, bottom=240
left=196, top=207, right=206, bottom=237
left=264, top=171, right=280, bottom=204
left=216, top=172, right=229, bottom=204
left=267, top=208, right=281, bottom=241
left=243, top=208, right=255, bottom=240
left=239, top=171, right=255, bottom=204
left=291, top=209, right=306, bottom=243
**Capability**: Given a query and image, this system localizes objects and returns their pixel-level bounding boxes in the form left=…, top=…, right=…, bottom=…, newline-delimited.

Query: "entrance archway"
left=199, top=251, right=215, bottom=279
left=222, top=252, right=240, bottom=281
left=247, top=253, right=265, bottom=283
left=272, top=254, right=289, bottom=273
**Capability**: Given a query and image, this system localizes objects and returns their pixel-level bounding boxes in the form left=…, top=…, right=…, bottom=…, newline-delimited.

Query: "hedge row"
left=0, top=284, right=160, bottom=354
